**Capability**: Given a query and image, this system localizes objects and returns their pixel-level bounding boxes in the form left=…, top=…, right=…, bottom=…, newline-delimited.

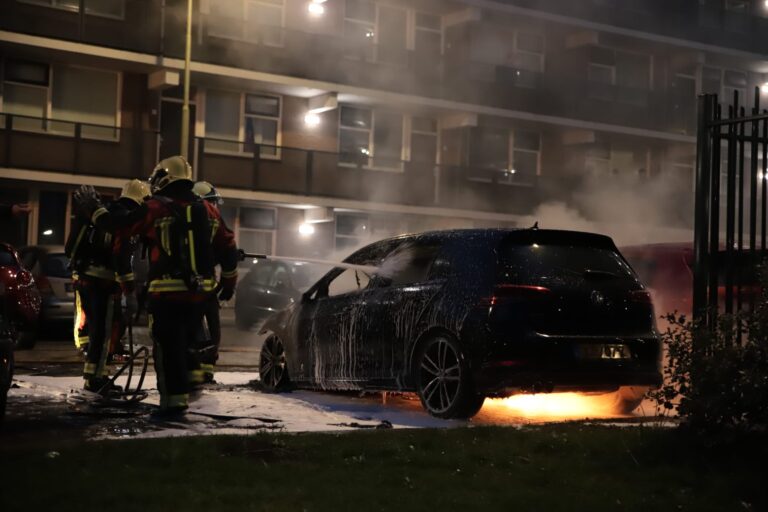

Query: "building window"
left=724, top=0, right=749, bottom=12
left=335, top=213, right=370, bottom=251
left=410, top=116, right=437, bottom=164
left=468, top=128, right=540, bottom=185
left=245, top=94, right=280, bottom=157
left=339, top=105, right=403, bottom=170
left=588, top=48, right=651, bottom=89
left=1, top=60, right=119, bottom=140
left=18, top=0, right=125, bottom=19
left=238, top=207, right=276, bottom=255
left=344, top=0, right=377, bottom=61
left=208, top=0, right=284, bottom=47
left=37, top=190, right=68, bottom=245
left=204, top=89, right=280, bottom=158
left=414, top=12, right=442, bottom=57
left=511, top=32, right=545, bottom=73
left=702, top=66, right=749, bottom=105
left=585, top=142, right=646, bottom=176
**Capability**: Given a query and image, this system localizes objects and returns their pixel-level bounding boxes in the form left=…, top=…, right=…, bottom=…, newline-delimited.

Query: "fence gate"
left=693, top=89, right=768, bottom=326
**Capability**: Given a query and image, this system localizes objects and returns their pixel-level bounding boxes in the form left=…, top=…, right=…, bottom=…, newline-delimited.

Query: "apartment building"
left=0, top=0, right=766, bottom=256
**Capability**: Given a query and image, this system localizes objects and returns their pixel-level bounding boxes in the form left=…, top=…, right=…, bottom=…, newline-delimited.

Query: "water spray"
left=238, top=250, right=379, bottom=274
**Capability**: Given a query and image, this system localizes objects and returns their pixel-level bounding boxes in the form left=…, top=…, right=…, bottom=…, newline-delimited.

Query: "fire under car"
left=258, top=229, right=662, bottom=419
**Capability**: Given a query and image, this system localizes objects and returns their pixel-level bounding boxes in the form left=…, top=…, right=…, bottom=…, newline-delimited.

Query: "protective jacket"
left=66, top=198, right=137, bottom=284
left=107, top=182, right=238, bottom=301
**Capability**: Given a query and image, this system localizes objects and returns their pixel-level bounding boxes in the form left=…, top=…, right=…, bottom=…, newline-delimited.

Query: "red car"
left=1, top=242, right=41, bottom=420
left=621, top=242, right=764, bottom=319
left=0, top=242, right=42, bottom=348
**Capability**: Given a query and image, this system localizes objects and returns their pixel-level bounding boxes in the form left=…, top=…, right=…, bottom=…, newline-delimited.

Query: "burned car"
left=259, top=229, right=662, bottom=419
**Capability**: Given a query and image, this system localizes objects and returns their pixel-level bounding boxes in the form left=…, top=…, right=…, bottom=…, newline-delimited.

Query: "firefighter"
left=83, top=157, right=238, bottom=416
left=191, top=181, right=227, bottom=384
left=65, top=179, right=149, bottom=393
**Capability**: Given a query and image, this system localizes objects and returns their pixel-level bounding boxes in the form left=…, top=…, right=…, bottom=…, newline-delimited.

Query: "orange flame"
left=480, top=392, right=625, bottom=422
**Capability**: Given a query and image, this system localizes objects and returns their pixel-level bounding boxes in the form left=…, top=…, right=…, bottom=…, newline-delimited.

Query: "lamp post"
left=180, top=0, right=193, bottom=160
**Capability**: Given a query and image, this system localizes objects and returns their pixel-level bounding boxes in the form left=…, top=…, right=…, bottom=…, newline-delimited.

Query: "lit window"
left=339, top=105, right=403, bottom=169
left=238, top=207, right=276, bottom=255
left=204, top=89, right=281, bottom=158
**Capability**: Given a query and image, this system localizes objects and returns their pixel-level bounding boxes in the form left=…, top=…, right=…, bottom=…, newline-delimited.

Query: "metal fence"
left=693, top=89, right=768, bottom=326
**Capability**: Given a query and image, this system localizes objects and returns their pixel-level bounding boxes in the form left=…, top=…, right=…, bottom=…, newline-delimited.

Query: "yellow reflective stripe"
left=91, top=207, right=108, bottom=223
left=166, top=394, right=189, bottom=409
left=73, top=289, right=84, bottom=348
left=210, top=219, right=219, bottom=243
left=221, top=269, right=237, bottom=279
left=147, top=278, right=217, bottom=293
left=188, top=369, right=204, bottom=384
left=84, top=266, right=117, bottom=281
left=116, top=273, right=135, bottom=283
left=200, top=364, right=215, bottom=373
left=84, top=362, right=97, bottom=374
left=186, top=206, right=198, bottom=273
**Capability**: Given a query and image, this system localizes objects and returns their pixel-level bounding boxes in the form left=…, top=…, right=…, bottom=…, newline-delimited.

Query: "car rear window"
left=498, top=238, right=634, bottom=284
left=43, top=254, right=72, bottom=278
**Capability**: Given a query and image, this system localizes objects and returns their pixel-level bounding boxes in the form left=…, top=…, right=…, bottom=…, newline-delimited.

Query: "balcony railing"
left=0, top=114, right=157, bottom=179
left=0, top=114, right=540, bottom=215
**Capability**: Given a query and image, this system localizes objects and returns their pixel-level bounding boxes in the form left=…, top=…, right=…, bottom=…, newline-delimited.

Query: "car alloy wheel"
left=418, top=336, right=464, bottom=415
left=260, top=336, right=288, bottom=392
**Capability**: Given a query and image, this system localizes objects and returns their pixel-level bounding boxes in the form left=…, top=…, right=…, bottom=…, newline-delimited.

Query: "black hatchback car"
left=259, top=229, right=662, bottom=419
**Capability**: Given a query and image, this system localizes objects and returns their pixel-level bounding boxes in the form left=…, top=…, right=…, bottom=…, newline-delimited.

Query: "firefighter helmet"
left=149, top=155, right=193, bottom=193
left=120, top=179, right=151, bottom=204
left=192, top=181, right=223, bottom=205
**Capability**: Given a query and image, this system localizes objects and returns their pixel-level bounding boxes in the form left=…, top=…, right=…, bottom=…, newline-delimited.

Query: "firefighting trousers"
left=195, top=295, right=221, bottom=377
left=78, top=277, right=121, bottom=382
left=148, top=299, right=205, bottom=410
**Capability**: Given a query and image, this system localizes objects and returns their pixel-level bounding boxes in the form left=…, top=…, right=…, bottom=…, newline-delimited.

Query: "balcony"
left=0, top=0, right=163, bottom=54
left=0, top=114, right=540, bottom=216
left=0, top=114, right=157, bottom=179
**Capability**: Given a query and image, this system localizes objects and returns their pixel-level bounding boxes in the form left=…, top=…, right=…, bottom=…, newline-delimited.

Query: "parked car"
left=259, top=229, right=662, bottom=419
left=621, top=242, right=765, bottom=318
left=235, top=259, right=322, bottom=331
left=0, top=243, right=42, bottom=349
left=18, top=246, right=74, bottom=329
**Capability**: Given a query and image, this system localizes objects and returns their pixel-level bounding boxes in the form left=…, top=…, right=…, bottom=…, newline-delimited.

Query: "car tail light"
left=478, top=284, right=551, bottom=307
left=628, top=290, right=652, bottom=304
left=36, top=274, right=53, bottom=296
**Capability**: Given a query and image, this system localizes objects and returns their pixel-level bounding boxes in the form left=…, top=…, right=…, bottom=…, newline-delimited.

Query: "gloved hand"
left=218, top=285, right=235, bottom=302
left=124, top=293, right=138, bottom=319
left=73, top=185, right=103, bottom=219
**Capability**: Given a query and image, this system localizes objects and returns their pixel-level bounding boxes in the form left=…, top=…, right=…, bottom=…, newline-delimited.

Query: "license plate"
left=577, top=343, right=630, bottom=360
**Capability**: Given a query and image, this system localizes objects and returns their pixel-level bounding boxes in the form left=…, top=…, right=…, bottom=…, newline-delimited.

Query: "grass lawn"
left=1, top=425, right=765, bottom=512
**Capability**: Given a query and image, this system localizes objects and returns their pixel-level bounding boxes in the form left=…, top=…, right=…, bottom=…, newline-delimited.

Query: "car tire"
left=413, top=334, right=484, bottom=419
left=613, top=386, right=649, bottom=414
left=0, top=344, right=13, bottom=422
left=259, top=335, right=290, bottom=392
left=15, top=329, right=36, bottom=350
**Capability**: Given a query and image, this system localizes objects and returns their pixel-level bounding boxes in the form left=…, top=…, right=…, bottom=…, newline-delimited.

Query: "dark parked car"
left=18, top=246, right=74, bottom=328
left=259, top=229, right=662, bottom=419
left=235, top=260, right=322, bottom=331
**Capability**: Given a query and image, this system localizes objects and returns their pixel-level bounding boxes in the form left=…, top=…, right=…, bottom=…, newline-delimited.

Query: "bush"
left=650, top=303, right=768, bottom=431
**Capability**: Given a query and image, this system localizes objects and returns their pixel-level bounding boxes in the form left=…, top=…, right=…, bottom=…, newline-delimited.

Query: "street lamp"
left=181, top=0, right=193, bottom=161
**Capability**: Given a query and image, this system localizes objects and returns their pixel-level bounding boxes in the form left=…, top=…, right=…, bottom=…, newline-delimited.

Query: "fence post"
left=305, top=150, right=314, bottom=195
left=693, top=94, right=714, bottom=326
left=73, top=123, right=82, bottom=173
